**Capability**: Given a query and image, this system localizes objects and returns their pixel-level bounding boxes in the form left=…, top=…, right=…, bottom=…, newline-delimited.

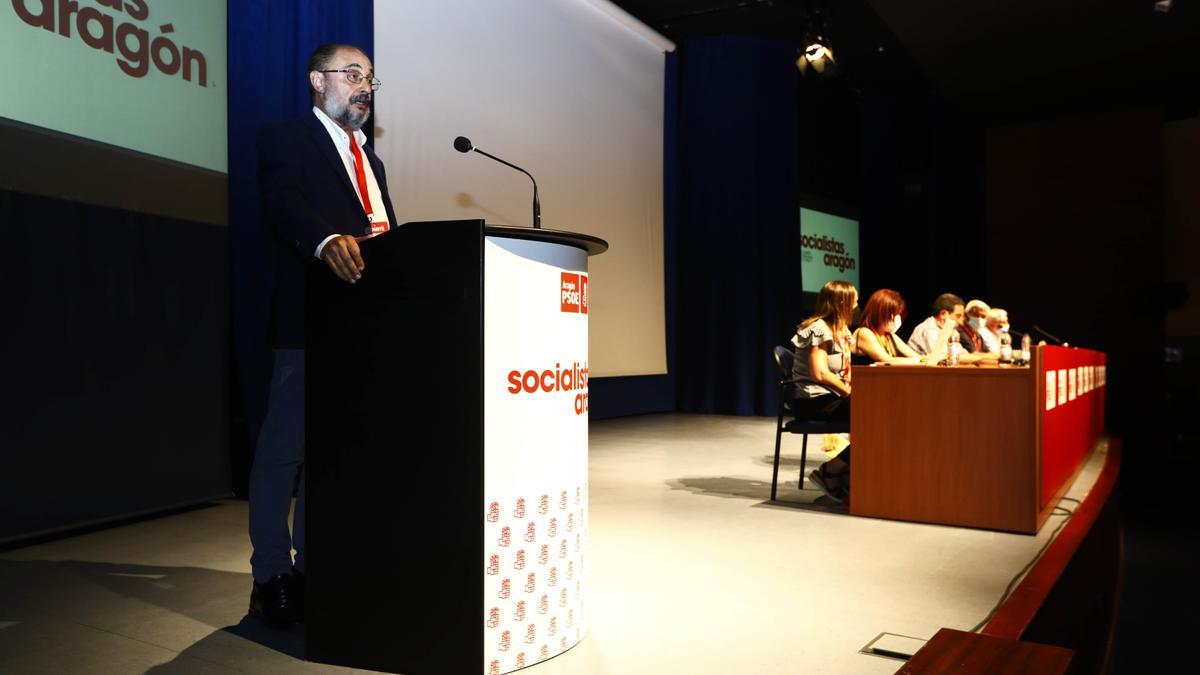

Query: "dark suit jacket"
left=257, top=112, right=399, bottom=348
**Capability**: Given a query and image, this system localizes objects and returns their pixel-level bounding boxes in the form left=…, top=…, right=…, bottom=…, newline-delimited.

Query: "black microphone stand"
left=455, top=137, right=541, bottom=229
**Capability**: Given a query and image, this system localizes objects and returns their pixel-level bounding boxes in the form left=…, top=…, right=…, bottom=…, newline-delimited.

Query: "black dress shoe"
left=249, top=572, right=300, bottom=626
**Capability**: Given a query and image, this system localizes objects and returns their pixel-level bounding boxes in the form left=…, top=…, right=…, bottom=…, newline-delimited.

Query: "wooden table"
left=849, top=346, right=1105, bottom=533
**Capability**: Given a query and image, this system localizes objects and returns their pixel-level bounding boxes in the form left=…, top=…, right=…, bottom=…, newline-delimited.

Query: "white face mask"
left=968, top=316, right=986, bottom=332
left=999, top=323, right=1010, bottom=333
left=890, top=315, right=902, bottom=334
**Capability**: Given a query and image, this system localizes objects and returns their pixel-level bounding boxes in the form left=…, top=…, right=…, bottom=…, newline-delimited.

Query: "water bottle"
left=999, top=332, right=1013, bottom=364
left=947, top=329, right=961, bottom=366
left=1020, top=333, right=1032, bottom=365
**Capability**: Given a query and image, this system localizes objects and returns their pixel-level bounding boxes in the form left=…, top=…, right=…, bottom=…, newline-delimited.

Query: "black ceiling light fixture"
left=796, top=2, right=837, bottom=77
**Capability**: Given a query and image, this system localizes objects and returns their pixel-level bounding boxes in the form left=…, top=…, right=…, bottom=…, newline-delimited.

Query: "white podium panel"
left=483, top=237, right=589, bottom=674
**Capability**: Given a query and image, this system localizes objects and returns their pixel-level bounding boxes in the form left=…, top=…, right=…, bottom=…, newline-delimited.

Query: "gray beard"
left=323, top=90, right=371, bottom=130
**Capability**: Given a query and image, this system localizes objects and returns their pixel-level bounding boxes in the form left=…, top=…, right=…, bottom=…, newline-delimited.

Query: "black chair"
left=770, top=345, right=851, bottom=501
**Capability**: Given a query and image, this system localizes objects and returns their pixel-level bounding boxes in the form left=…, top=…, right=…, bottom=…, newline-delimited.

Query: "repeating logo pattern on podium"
left=485, top=484, right=588, bottom=674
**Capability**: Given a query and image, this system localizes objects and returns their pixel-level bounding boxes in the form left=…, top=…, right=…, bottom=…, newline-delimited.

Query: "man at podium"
left=249, top=42, right=399, bottom=625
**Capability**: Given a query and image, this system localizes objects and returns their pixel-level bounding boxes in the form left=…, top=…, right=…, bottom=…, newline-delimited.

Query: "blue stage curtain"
left=674, top=37, right=803, bottom=416
left=228, top=1, right=373, bottom=468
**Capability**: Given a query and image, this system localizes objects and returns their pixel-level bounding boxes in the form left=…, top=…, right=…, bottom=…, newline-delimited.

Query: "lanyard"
left=348, top=139, right=388, bottom=235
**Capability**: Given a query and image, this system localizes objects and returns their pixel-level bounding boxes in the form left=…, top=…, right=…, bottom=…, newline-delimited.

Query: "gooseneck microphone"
left=453, top=136, right=541, bottom=229
left=1032, top=325, right=1067, bottom=347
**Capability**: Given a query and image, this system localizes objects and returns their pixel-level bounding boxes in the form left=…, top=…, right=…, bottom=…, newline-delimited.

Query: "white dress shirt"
left=907, top=316, right=943, bottom=356
left=310, top=106, right=388, bottom=258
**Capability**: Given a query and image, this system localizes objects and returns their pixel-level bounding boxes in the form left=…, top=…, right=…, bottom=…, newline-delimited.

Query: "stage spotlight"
left=797, top=34, right=836, bottom=76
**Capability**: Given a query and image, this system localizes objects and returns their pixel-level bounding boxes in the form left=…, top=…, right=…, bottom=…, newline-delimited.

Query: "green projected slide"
left=800, top=207, right=859, bottom=292
left=2, top=0, right=227, bottom=172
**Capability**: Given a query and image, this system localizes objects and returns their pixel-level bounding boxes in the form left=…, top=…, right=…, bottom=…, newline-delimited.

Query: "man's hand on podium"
left=320, top=234, right=365, bottom=284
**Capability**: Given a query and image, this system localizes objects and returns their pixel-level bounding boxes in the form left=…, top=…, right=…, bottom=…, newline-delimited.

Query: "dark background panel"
left=0, top=189, right=229, bottom=542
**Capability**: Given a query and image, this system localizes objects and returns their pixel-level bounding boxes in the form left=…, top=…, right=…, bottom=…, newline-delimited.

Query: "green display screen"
left=800, top=207, right=860, bottom=292
left=1, top=0, right=228, bottom=172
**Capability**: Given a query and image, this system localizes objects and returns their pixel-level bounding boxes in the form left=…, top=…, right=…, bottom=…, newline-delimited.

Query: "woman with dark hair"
left=853, top=289, right=943, bottom=365
left=790, top=280, right=857, bottom=503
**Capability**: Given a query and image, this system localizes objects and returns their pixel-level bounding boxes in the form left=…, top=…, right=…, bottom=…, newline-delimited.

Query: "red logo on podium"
left=580, top=275, right=588, bottom=315
left=561, top=273, right=581, bottom=313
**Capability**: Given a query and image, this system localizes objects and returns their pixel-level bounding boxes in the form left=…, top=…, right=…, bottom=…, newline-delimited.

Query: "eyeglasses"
left=319, top=69, right=381, bottom=91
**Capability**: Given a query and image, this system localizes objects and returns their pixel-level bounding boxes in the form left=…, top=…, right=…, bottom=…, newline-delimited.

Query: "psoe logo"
left=11, top=0, right=212, bottom=87
left=560, top=272, right=588, bottom=314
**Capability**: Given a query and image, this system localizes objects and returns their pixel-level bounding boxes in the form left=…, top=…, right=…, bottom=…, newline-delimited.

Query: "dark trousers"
left=790, top=394, right=851, bottom=464
left=248, top=349, right=305, bottom=582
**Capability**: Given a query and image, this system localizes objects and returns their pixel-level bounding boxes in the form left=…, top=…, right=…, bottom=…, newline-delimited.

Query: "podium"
left=304, top=220, right=607, bottom=674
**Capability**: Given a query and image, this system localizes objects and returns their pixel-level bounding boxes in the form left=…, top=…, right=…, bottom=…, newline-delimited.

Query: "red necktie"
left=348, top=139, right=388, bottom=235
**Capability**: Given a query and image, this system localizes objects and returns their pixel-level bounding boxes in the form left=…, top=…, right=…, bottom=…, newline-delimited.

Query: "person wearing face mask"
left=907, top=293, right=965, bottom=356
left=985, top=308, right=1010, bottom=349
left=789, top=280, right=858, bottom=503
left=960, top=299, right=992, bottom=353
left=952, top=299, right=1002, bottom=364
left=852, top=289, right=942, bottom=365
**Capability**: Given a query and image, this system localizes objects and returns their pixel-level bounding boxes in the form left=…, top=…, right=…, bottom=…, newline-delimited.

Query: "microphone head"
left=453, top=136, right=473, bottom=153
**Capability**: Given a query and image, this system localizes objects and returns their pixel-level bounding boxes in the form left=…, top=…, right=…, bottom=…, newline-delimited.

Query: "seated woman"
left=790, top=279, right=857, bottom=504
left=853, top=288, right=939, bottom=365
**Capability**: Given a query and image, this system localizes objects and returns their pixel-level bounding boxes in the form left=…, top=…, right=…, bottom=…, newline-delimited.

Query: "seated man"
left=963, top=299, right=994, bottom=353
left=907, top=293, right=964, bottom=356
left=956, top=299, right=1000, bottom=364
left=984, top=307, right=1009, bottom=352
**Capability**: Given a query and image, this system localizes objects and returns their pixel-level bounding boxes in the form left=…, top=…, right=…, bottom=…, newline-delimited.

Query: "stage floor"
left=0, top=414, right=1106, bottom=674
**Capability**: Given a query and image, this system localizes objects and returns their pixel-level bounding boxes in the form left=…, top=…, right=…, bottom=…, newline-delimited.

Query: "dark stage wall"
left=0, top=189, right=230, bottom=543
left=985, top=107, right=1168, bottom=488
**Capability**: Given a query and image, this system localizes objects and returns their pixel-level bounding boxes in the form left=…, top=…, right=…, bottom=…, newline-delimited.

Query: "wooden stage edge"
left=982, top=437, right=1122, bottom=640
left=901, top=438, right=1123, bottom=673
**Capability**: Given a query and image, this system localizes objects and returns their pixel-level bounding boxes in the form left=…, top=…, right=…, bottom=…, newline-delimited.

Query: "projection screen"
left=373, top=0, right=671, bottom=377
